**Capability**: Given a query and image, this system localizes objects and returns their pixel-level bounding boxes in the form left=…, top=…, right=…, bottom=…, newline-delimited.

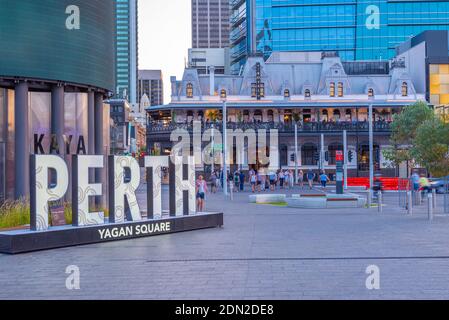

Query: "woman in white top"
left=196, top=175, right=208, bottom=212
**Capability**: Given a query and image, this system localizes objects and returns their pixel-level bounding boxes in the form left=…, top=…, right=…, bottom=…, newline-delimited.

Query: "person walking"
left=419, top=174, right=431, bottom=199
left=269, top=171, right=277, bottom=191
left=234, top=171, right=240, bottom=193
left=239, top=171, right=245, bottom=192
left=279, top=170, right=285, bottom=189
left=196, top=175, right=208, bottom=212
left=257, top=171, right=263, bottom=192
left=250, top=170, right=257, bottom=193
left=289, top=169, right=295, bottom=189
left=411, top=171, right=420, bottom=192
left=319, top=171, right=330, bottom=189
left=209, top=171, right=217, bottom=194
left=307, top=169, right=315, bottom=190
left=298, top=169, right=304, bottom=189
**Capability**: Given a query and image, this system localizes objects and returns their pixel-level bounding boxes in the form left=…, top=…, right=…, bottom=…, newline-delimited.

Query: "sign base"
left=0, top=212, right=223, bottom=254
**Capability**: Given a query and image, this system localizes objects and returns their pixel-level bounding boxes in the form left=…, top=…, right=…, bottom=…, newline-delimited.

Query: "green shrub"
left=0, top=199, right=30, bottom=229
left=0, top=199, right=109, bottom=230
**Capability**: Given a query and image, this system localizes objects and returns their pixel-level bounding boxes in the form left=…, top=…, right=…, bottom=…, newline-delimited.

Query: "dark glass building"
left=0, top=0, right=115, bottom=202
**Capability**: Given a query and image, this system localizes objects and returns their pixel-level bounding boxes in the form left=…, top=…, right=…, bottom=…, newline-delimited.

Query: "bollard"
left=378, top=191, right=382, bottom=213
left=407, top=191, right=413, bottom=215
left=367, top=190, right=372, bottom=208
left=229, top=181, right=233, bottom=201
left=432, top=189, right=437, bottom=209
left=428, top=192, right=433, bottom=221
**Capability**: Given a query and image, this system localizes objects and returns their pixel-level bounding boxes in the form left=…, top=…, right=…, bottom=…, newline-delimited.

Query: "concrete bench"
left=287, top=193, right=367, bottom=209
left=249, top=194, right=286, bottom=204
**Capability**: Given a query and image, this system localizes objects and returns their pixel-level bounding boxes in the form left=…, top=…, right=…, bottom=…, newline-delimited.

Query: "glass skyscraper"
left=115, top=0, right=138, bottom=104
left=231, top=0, right=449, bottom=73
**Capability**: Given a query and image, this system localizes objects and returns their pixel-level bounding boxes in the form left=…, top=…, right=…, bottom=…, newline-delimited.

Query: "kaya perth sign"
left=0, top=155, right=223, bottom=254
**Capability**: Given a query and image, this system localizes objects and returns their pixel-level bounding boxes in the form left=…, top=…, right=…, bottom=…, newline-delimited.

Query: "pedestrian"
left=239, top=171, right=245, bottom=191
left=209, top=171, right=217, bottom=193
left=289, top=170, right=294, bottom=189
left=234, top=171, right=240, bottom=193
left=250, top=170, right=257, bottom=193
left=196, top=175, right=208, bottom=212
left=411, top=171, right=420, bottom=191
left=269, top=171, right=277, bottom=191
left=257, top=171, right=263, bottom=192
left=307, top=169, right=315, bottom=190
left=319, top=171, right=330, bottom=189
left=279, top=170, right=285, bottom=189
left=419, top=174, right=431, bottom=198
left=298, top=169, right=304, bottom=189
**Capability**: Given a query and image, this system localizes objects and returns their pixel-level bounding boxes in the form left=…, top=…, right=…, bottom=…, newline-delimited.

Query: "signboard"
left=336, top=151, right=344, bottom=194
left=0, top=155, right=223, bottom=254
left=49, top=204, right=66, bottom=227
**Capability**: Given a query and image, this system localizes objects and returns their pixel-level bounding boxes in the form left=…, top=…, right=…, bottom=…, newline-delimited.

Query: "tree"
left=383, top=101, right=434, bottom=171
left=414, top=117, right=449, bottom=177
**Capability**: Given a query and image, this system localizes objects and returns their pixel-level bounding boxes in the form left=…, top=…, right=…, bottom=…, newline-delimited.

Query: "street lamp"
left=222, top=98, right=228, bottom=197
left=369, top=103, right=374, bottom=206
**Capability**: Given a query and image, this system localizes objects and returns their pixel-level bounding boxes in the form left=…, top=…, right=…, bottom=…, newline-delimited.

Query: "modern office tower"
left=138, top=70, right=164, bottom=107
left=116, top=0, right=138, bottom=105
left=192, top=0, right=230, bottom=49
left=230, top=0, right=449, bottom=73
left=230, top=0, right=248, bottom=75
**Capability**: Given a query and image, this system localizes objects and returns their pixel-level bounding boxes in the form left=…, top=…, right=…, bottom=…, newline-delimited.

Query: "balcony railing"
left=147, top=121, right=392, bottom=134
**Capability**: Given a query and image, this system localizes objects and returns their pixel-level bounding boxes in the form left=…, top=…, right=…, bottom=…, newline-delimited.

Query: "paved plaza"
left=1, top=183, right=449, bottom=300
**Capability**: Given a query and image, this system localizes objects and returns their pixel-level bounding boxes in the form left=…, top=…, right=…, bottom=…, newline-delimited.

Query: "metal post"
left=211, top=124, right=215, bottom=174
left=378, top=191, right=382, bottom=213
left=369, top=103, right=374, bottom=204
left=407, top=191, right=413, bottom=215
left=294, top=123, right=298, bottom=184
left=432, top=188, right=437, bottom=210
left=343, top=130, right=348, bottom=190
left=428, top=192, right=434, bottom=221
left=229, top=180, right=233, bottom=201
left=222, top=100, right=228, bottom=197
left=320, top=133, right=324, bottom=172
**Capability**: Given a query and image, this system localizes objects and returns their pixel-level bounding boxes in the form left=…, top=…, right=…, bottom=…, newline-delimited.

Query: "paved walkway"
left=1, top=184, right=449, bottom=299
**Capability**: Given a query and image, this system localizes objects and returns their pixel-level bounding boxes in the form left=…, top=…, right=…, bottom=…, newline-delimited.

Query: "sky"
left=138, top=0, right=192, bottom=103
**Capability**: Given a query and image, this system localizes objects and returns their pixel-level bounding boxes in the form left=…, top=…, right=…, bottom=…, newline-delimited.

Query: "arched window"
left=305, top=89, right=311, bottom=98
left=338, top=82, right=344, bottom=97
left=220, top=89, right=227, bottom=99
left=186, top=83, right=193, bottom=98
left=368, top=88, right=374, bottom=97
left=267, top=110, right=274, bottom=122
left=333, top=109, right=341, bottom=121
left=330, top=82, right=335, bottom=97
left=401, top=82, right=408, bottom=96
left=284, top=89, right=290, bottom=98
left=322, top=109, right=328, bottom=121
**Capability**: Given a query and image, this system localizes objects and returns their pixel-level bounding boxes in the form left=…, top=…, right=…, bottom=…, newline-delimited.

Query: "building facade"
left=188, top=48, right=231, bottom=75
left=0, top=0, right=115, bottom=203
left=147, top=34, right=442, bottom=178
left=138, top=70, right=164, bottom=107
left=116, top=0, right=138, bottom=105
left=231, top=0, right=449, bottom=74
left=192, top=0, right=230, bottom=49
